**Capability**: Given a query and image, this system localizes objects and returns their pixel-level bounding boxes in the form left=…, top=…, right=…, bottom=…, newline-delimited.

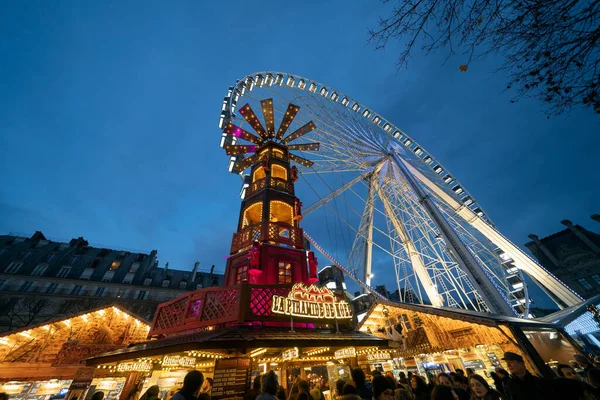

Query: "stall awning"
left=85, top=327, right=389, bottom=366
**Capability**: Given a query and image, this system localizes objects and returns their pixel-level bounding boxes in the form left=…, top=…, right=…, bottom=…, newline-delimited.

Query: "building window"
left=161, top=280, right=170, bottom=288
left=5, top=261, right=23, bottom=274
left=21, top=281, right=34, bottom=292
left=44, top=253, right=57, bottom=263
left=271, top=165, right=287, bottom=180
left=137, top=290, right=147, bottom=300
left=95, top=287, right=106, bottom=297
left=110, top=261, right=121, bottom=271
left=179, top=281, right=187, bottom=289
left=71, top=285, right=83, bottom=295
left=578, top=278, right=593, bottom=291
left=0, top=248, right=7, bottom=256
left=270, top=200, right=294, bottom=225
left=123, top=273, right=134, bottom=284
left=592, top=275, right=600, bottom=286
left=46, top=283, right=59, bottom=294
left=102, top=271, right=115, bottom=282
left=88, top=258, right=101, bottom=269
left=242, top=203, right=263, bottom=228
left=68, top=256, right=80, bottom=266
left=21, top=251, right=33, bottom=259
left=236, top=265, right=248, bottom=283
left=278, top=262, right=292, bottom=284
left=0, top=279, right=6, bottom=290
left=80, top=268, right=93, bottom=280
left=32, top=264, right=48, bottom=276
left=116, top=289, right=124, bottom=298
left=129, top=262, right=140, bottom=273
left=57, top=266, right=72, bottom=278
left=143, top=277, right=152, bottom=286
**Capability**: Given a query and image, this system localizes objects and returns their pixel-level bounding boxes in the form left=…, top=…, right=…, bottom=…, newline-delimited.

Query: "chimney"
left=561, top=220, right=600, bottom=254
left=527, top=234, right=561, bottom=267
left=191, top=262, right=199, bottom=282
left=591, top=214, right=600, bottom=224
left=164, top=262, right=169, bottom=274
left=210, top=265, right=215, bottom=275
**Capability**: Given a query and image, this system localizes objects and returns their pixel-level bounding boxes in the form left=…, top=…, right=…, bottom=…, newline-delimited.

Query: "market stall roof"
left=85, top=327, right=389, bottom=366
left=0, top=304, right=150, bottom=338
left=357, top=298, right=560, bottom=330
left=538, top=294, right=600, bottom=327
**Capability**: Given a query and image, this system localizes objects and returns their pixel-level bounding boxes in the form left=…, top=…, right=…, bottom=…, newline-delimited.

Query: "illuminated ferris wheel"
left=216, top=72, right=583, bottom=317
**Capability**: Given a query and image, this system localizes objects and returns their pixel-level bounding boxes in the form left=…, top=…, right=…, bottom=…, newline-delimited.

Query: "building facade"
left=0, top=231, right=224, bottom=332
left=525, top=216, right=600, bottom=300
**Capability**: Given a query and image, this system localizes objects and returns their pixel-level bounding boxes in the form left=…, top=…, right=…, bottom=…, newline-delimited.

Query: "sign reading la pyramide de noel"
left=271, top=283, right=353, bottom=319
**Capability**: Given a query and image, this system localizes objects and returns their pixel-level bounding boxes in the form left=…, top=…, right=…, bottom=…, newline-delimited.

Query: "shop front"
left=0, top=306, right=150, bottom=400
left=356, top=299, right=589, bottom=380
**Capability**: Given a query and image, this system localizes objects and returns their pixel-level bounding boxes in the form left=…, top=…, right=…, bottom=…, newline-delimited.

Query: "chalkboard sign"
left=211, top=358, right=251, bottom=400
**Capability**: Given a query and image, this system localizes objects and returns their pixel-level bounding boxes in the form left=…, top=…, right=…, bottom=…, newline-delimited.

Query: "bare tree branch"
left=369, top=0, right=600, bottom=115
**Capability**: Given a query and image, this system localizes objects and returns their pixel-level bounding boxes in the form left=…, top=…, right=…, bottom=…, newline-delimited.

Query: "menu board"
left=487, top=353, right=502, bottom=368
left=211, top=358, right=251, bottom=400
left=461, top=359, right=486, bottom=370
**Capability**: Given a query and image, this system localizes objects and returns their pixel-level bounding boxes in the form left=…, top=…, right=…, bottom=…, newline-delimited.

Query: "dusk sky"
left=1, top=1, right=598, bottom=308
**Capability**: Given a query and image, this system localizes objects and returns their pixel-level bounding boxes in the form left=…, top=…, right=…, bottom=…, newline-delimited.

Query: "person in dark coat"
left=469, top=374, right=501, bottom=400
left=493, top=368, right=510, bottom=398
left=171, top=371, right=204, bottom=400
left=410, top=375, right=429, bottom=400
left=350, top=368, right=373, bottom=400
left=244, top=375, right=262, bottom=400
left=502, top=352, right=547, bottom=400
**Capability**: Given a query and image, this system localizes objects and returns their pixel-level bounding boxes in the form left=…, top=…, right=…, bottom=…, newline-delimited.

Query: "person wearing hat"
left=502, top=352, right=547, bottom=400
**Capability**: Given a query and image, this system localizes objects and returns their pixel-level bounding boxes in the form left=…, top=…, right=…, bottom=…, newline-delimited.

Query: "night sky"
left=1, top=1, right=598, bottom=308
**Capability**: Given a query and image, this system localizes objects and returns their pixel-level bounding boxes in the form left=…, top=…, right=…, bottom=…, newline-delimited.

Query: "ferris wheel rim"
left=219, top=71, right=495, bottom=227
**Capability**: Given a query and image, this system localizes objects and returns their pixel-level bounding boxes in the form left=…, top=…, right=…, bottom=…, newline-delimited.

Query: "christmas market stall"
left=0, top=305, right=150, bottom=400
left=355, top=298, right=588, bottom=379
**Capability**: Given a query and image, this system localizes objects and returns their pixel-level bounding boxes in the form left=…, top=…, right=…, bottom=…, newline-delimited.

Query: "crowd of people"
left=5, top=352, right=599, bottom=400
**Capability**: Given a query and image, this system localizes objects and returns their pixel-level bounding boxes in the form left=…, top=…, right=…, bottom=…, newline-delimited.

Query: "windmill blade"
left=288, top=143, right=320, bottom=152
left=239, top=103, right=268, bottom=139
left=282, top=121, right=316, bottom=144
left=261, top=99, right=275, bottom=138
left=289, top=153, right=314, bottom=168
left=276, top=103, right=300, bottom=140
left=224, top=145, right=257, bottom=156
left=233, top=153, right=258, bottom=172
left=223, top=123, right=263, bottom=145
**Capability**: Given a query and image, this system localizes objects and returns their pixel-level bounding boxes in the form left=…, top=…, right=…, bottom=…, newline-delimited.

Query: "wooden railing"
left=230, top=221, right=304, bottom=253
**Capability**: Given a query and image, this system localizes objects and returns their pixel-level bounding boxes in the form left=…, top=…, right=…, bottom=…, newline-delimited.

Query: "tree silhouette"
left=369, top=0, right=600, bottom=115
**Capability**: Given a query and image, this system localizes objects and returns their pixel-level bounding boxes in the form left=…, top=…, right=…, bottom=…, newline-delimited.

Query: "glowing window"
left=270, top=201, right=293, bottom=225
left=243, top=203, right=263, bottom=227
left=271, top=165, right=287, bottom=180
left=278, top=262, right=292, bottom=284
left=236, top=264, right=249, bottom=283
left=110, top=260, right=121, bottom=270
left=272, top=148, right=285, bottom=159
left=253, top=167, right=266, bottom=182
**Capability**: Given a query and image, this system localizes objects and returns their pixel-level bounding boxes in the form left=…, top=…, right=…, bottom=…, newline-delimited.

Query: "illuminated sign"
left=271, top=283, right=353, bottom=319
left=282, top=347, right=299, bottom=361
left=367, top=352, right=391, bottom=361
left=335, top=347, right=356, bottom=359
left=162, top=355, right=197, bottom=368
left=116, top=361, right=152, bottom=372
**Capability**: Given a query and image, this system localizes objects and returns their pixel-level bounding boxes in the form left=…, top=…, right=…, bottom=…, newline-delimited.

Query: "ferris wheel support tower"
left=217, top=71, right=584, bottom=315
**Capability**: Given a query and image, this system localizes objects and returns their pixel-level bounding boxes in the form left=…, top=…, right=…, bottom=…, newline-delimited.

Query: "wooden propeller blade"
left=282, top=121, right=316, bottom=144
left=233, top=153, right=258, bottom=172
left=224, top=145, right=257, bottom=156
left=287, top=143, right=320, bottom=152
left=289, top=153, right=314, bottom=168
left=276, top=103, right=300, bottom=140
left=261, top=99, right=275, bottom=138
left=239, top=103, right=268, bottom=139
left=223, top=122, right=263, bottom=145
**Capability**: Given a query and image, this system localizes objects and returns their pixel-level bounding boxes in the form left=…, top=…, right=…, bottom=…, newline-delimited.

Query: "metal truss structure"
left=217, top=72, right=583, bottom=317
